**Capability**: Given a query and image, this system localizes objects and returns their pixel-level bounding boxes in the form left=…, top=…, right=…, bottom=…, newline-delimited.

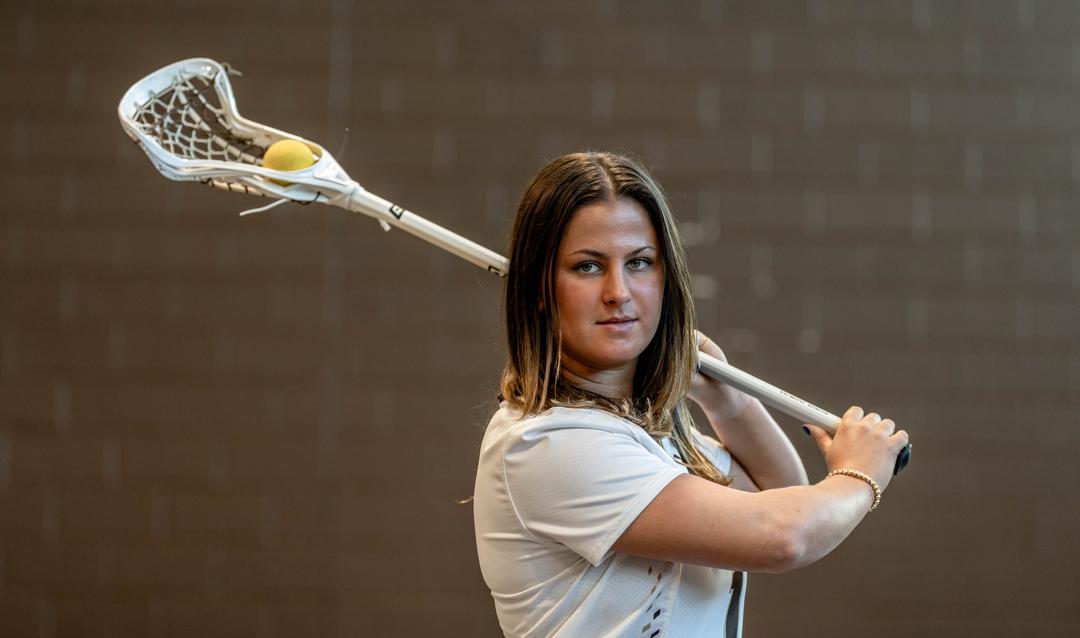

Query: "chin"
left=581, top=346, right=649, bottom=370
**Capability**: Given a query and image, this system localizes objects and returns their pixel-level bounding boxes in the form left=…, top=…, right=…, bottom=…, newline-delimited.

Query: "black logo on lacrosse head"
left=389, top=204, right=405, bottom=219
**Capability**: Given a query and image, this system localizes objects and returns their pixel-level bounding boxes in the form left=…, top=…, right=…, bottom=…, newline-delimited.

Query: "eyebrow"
left=568, top=246, right=657, bottom=258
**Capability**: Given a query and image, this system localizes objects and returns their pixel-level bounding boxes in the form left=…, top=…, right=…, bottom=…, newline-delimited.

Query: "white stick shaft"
left=342, top=183, right=841, bottom=433
left=345, top=186, right=509, bottom=276
left=697, top=353, right=842, bottom=434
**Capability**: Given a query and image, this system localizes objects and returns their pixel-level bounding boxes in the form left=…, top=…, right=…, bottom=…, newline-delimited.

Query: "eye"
left=628, top=257, right=654, bottom=270
left=573, top=261, right=602, bottom=274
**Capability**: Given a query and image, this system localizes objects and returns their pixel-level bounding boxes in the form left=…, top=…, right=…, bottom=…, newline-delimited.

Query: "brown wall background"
left=1, top=1, right=1078, bottom=636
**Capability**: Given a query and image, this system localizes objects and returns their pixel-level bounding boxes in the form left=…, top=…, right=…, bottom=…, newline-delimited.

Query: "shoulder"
left=477, top=404, right=690, bottom=568
left=480, top=402, right=672, bottom=471
left=522, top=403, right=641, bottom=433
left=488, top=402, right=653, bottom=448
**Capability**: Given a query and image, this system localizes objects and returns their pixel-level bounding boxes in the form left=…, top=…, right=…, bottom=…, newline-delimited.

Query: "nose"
left=602, top=269, right=631, bottom=306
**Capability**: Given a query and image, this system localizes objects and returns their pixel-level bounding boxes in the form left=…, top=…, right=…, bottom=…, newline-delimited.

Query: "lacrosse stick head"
left=118, top=58, right=354, bottom=203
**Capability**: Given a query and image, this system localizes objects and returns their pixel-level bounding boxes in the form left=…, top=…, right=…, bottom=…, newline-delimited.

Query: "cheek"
left=640, top=275, right=665, bottom=315
left=553, top=278, right=587, bottom=328
left=552, top=276, right=587, bottom=334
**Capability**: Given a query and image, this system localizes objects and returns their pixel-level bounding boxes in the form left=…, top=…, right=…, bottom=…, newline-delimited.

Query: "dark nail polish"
left=802, top=426, right=811, bottom=436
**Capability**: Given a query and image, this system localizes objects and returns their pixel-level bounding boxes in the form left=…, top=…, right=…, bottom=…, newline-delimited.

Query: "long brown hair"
left=500, top=152, right=729, bottom=486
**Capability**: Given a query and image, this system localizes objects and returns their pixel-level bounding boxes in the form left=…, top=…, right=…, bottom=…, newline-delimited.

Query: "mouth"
left=597, top=318, right=637, bottom=325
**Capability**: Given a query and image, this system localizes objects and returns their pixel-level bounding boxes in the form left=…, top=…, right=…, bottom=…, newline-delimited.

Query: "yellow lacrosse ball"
left=262, top=139, right=316, bottom=185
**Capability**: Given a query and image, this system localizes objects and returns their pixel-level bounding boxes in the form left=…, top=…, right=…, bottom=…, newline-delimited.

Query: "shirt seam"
left=585, top=466, right=686, bottom=565
left=499, top=406, right=629, bottom=544
left=499, top=419, right=545, bottom=545
left=499, top=406, right=685, bottom=552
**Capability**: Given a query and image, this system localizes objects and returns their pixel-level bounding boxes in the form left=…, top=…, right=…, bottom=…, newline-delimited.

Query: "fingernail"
left=802, top=426, right=811, bottom=436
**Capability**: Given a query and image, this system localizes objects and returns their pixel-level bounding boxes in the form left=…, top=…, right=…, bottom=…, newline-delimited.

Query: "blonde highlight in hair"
left=500, top=152, right=729, bottom=486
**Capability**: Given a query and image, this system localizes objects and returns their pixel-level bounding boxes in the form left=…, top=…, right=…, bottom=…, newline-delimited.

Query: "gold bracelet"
left=827, top=468, right=882, bottom=512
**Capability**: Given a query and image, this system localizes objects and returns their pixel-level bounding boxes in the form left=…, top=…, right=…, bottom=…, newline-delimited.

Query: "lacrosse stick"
left=118, top=58, right=911, bottom=475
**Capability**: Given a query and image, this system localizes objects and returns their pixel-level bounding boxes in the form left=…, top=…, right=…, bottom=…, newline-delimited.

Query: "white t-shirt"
left=473, top=402, right=747, bottom=638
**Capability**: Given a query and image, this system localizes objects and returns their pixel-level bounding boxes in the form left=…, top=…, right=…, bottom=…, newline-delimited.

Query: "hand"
left=687, top=330, right=752, bottom=419
left=805, top=406, right=910, bottom=491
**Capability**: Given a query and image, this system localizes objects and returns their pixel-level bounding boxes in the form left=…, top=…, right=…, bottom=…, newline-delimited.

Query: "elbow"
left=759, top=519, right=808, bottom=574
left=765, top=534, right=803, bottom=574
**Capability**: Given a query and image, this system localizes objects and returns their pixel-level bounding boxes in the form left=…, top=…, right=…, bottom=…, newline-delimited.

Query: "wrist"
left=826, top=468, right=881, bottom=512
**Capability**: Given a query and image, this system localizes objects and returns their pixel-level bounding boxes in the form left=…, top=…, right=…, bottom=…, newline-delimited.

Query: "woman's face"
left=554, top=197, right=665, bottom=377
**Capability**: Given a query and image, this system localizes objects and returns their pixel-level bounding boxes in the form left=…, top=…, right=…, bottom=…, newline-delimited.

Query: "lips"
left=597, top=318, right=636, bottom=324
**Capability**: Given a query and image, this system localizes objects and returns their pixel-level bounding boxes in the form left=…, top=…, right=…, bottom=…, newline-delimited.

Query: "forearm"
left=704, top=398, right=808, bottom=490
left=773, top=474, right=876, bottom=571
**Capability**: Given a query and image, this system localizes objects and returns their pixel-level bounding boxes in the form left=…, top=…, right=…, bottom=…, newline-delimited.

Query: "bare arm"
left=725, top=454, right=761, bottom=493
left=689, top=332, right=807, bottom=490
left=612, top=473, right=872, bottom=572
left=703, top=397, right=808, bottom=490
left=613, top=405, right=910, bottom=573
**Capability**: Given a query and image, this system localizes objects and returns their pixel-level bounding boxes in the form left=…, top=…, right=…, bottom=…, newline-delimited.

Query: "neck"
left=560, top=359, right=636, bottom=400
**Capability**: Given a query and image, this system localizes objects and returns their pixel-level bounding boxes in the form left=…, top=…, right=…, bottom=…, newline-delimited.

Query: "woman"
left=473, top=152, right=909, bottom=637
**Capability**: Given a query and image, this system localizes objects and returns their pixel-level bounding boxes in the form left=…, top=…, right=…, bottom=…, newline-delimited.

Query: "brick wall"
left=1, top=1, right=1077, bottom=636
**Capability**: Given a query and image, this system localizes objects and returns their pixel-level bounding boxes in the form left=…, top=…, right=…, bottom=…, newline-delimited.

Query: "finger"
left=694, top=330, right=726, bottom=360
left=864, top=412, right=882, bottom=425
left=890, top=429, right=910, bottom=451
left=879, top=418, right=896, bottom=435
left=804, top=424, right=832, bottom=456
left=843, top=405, right=864, bottom=422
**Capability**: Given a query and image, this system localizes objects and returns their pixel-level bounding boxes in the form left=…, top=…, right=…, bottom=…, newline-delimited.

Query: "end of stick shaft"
left=893, top=444, right=912, bottom=476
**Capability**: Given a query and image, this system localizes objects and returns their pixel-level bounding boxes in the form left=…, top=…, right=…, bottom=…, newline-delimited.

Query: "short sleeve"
left=501, top=410, right=687, bottom=566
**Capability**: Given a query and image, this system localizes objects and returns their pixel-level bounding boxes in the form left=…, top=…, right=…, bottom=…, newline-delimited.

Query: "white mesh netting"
left=132, top=72, right=265, bottom=166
